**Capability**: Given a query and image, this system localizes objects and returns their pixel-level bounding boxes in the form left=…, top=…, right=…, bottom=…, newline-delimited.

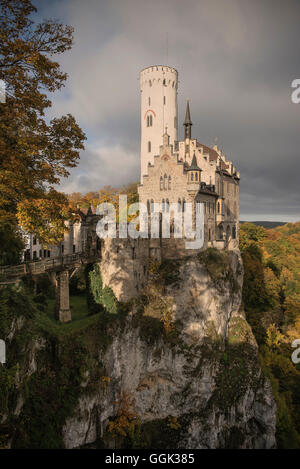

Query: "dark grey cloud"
left=36, top=0, right=300, bottom=221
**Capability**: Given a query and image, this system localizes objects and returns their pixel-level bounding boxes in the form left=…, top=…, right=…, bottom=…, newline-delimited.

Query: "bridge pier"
left=55, top=270, right=71, bottom=322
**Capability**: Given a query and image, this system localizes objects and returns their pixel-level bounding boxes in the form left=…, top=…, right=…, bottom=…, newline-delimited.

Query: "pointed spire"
left=188, top=151, right=201, bottom=171
left=183, top=99, right=192, bottom=139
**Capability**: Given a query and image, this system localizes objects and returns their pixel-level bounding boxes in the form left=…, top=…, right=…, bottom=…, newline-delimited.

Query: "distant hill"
left=240, top=221, right=287, bottom=229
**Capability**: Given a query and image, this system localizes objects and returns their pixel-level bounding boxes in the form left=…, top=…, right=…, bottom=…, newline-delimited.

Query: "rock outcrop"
left=62, top=249, right=277, bottom=449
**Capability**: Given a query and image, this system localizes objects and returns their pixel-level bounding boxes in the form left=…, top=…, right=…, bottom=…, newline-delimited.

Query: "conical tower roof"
left=188, top=152, right=201, bottom=171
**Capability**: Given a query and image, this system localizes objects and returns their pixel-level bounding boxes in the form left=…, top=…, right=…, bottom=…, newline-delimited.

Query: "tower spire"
left=183, top=99, right=192, bottom=140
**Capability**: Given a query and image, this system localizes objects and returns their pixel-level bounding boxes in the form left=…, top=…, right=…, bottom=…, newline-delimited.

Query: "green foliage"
left=0, top=284, right=121, bottom=448
left=0, top=222, right=24, bottom=266
left=87, top=263, right=117, bottom=314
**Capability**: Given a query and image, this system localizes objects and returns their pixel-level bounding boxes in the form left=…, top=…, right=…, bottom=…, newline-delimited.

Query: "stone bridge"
left=0, top=252, right=101, bottom=322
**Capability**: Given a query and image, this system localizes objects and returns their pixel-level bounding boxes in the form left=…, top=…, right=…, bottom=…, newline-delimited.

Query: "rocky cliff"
left=0, top=248, right=276, bottom=449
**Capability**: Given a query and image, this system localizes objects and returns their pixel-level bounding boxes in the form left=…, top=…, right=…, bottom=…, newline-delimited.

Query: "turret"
left=187, top=152, right=201, bottom=184
left=140, top=65, right=178, bottom=181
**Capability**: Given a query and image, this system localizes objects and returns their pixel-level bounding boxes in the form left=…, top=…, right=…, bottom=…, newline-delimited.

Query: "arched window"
left=191, top=173, right=194, bottom=181
left=149, top=114, right=152, bottom=126
left=162, top=199, right=165, bottom=212
left=195, top=172, right=198, bottom=181
left=151, top=199, right=154, bottom=212
left=168, top=176, right=171, bottom=190
left=166, top=199, right=169, bottom=213
left=164, top=174, right=167, bottom=190
left=148, top=141, right=151, bottom=152
left=178, top=198, right=181, bottom=212
left=147, top=200, right=150, bottom=214
left=160, top=176, right=163, bottom=191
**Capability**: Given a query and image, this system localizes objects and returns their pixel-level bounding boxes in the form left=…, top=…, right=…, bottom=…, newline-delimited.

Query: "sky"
left=34, top=0, right=300, bottom=222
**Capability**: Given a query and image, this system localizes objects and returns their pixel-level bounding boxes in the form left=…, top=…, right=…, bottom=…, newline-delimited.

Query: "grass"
left=39, top=294, right=101, bottom=336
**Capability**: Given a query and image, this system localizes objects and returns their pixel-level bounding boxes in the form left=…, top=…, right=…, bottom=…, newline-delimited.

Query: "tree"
left=0, top=0, right=86, bottom=250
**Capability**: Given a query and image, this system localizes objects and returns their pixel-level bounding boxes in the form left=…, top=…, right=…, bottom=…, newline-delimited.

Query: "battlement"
left=140, top=65, right=178, bottom=89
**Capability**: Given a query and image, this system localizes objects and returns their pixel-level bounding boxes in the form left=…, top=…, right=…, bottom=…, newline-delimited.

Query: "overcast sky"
left=35, top=0, right=300, bottom=222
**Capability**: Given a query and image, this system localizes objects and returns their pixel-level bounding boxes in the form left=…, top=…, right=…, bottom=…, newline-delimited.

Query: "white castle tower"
left=140, top=65, right=178, bottom=181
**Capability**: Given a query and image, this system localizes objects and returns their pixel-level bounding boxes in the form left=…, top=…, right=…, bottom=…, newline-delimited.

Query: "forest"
left=240, top=221, right=300, bottom=447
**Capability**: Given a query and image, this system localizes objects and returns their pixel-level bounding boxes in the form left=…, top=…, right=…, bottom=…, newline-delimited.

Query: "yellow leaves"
left=167, top=416, right=181, bottom=430
left=107, top=392, right=138, bottom=438
left=266, top=324, right=284, bottom=349
left=16, top=190, right=71, bottom=246
left=101, top=376, right=111, bottom=388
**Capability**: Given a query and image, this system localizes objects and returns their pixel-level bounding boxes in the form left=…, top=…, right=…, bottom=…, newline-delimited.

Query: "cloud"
left=37, top=0, right=300, bottom=221
left=60, top=141, right=139, bottom=194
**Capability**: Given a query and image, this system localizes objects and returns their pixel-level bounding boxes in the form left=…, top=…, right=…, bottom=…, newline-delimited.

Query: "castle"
left=138, top=65, right=240, bottom=250
left=19, top=65, right=241, bottom=309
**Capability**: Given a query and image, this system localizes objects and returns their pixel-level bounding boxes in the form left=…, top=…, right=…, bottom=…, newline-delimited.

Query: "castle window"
left=162, top=199, right=165, bottom=212
left=178, top=198, right=181, bottom=212
left=164, top=174, right=167, bottom=190
left=151, top=199, right=154, bottom=212
left=33, top=237, right=37, bottom=245
left=73, top=244, right=76, bottom=253
left=147, top=200, right=150, bottom=213
left=232, top=226, right=236, bottom=239
left=163, top=79, right=166, bottom=85
left=209, top=229, right=211, bottom=241
left=160, top=176, right=163, bottom=191
left=147, top=115, right=153, bottom=127
left=166, top=199, right=169, bottom=213
left=148, top=97, right=151, bottom=105
left=148, top=141, right=151, bottom=152
left=163, top=96, right=166, bottom=105
left=195, top=172, right=198, bottom=181
left=191, top=173, right=194, bottom=181
left=168, top=176, right=171, bottom=190
left=183, top=198, right=186, bottom=212
left=217, top=202, right=220, bottom=214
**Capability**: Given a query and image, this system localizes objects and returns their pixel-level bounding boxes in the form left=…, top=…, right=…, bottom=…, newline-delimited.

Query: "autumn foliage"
left=0, top=0, right=86, bottom=247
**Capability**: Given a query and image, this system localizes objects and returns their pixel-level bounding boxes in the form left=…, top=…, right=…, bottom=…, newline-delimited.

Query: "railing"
left=0, top=252, right=101, bottom=279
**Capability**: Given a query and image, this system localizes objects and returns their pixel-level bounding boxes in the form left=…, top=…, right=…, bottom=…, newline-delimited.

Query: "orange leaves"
left=16, top=190, right=71, bottom=246
left=108, top=392, right=138, bottom=438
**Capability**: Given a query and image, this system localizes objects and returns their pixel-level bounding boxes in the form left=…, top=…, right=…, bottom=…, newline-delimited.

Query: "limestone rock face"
left=63, top=250, right=277, bottom=449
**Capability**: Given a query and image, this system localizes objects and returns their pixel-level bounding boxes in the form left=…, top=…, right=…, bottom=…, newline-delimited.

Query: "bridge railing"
left=0, top=252, right=100, bottom=278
